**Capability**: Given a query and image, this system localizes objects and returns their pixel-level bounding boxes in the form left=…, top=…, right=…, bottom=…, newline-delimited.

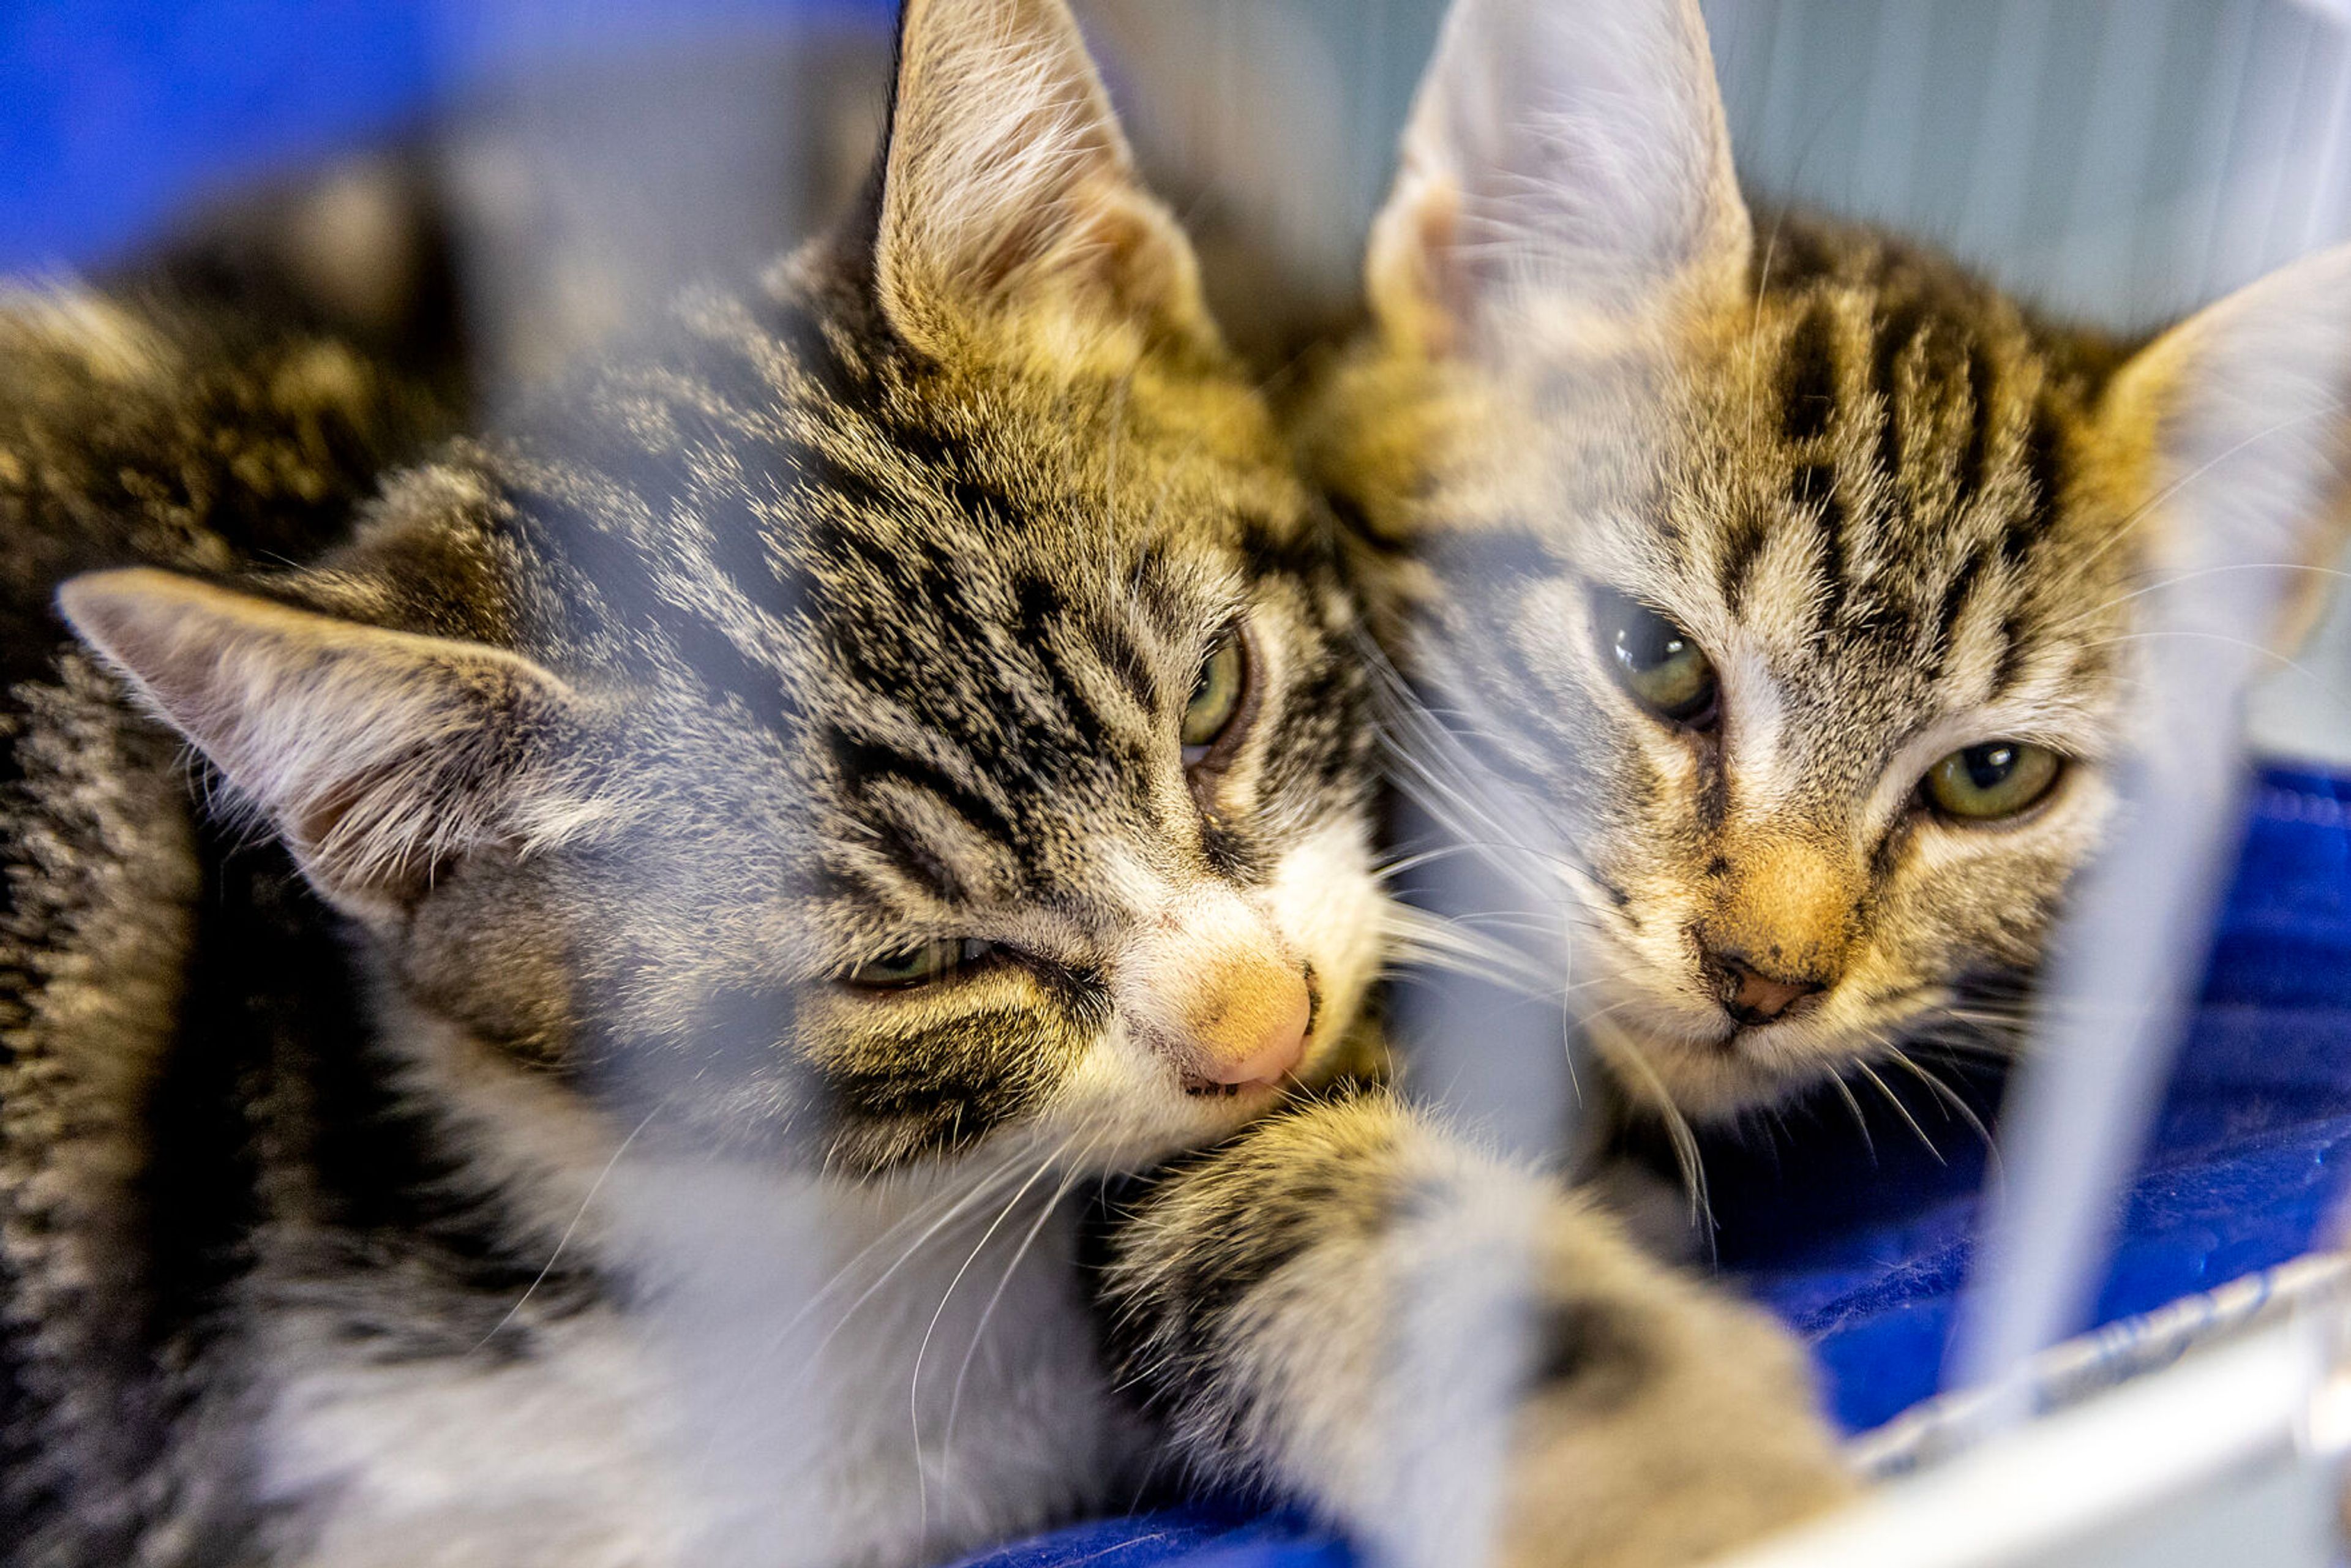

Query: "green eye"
left=1923, top=741, right=2064, bottom=821
left=844, top=938, right=992, bottom=989
left=1603, top=598, right=1719, bottom=726
left=1181, top=630, right=1248, bottom=762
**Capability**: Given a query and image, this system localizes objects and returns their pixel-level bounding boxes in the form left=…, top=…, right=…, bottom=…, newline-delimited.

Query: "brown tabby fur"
left=2, top=1, right=1854, bottom=1566
left=1304, top=0, right=2351, bottom=1133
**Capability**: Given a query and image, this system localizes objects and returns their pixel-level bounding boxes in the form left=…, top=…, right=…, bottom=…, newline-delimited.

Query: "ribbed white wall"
left=1704, top=0, right=2351, bottom=329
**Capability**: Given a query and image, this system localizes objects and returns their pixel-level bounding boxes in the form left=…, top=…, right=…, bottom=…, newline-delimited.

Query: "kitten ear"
left=2102, top=243, right=2351, bottom=653
left=871, top=0, right=1217, bottom=356
left=1367, top=0, right=1751, bottom=357
left=58, top=568, right=583, bottom=920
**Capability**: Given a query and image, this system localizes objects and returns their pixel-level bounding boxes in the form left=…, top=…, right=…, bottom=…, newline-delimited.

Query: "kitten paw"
left=1495, top=1279, right=1855, bottom=1567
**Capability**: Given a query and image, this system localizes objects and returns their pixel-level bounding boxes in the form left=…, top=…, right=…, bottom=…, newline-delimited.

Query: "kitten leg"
left=1578, top=1156, right=1711, bottom=1269
left=1093, top=1087, right=1853, bottom=1568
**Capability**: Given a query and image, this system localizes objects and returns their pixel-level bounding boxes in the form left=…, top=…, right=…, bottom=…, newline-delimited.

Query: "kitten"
left=1304, top=0, right=2351, bottom=1139
left=5, top=1, right=1848, bottom=1565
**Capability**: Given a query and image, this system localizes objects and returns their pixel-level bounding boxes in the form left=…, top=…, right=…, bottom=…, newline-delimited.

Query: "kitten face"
left=493, top=276, right=1381, bottom=1173
left=1316, top=0, right=2351, bottom=1120
left=1355, top=240, right=2130, bottom=1119
left=60, top=0, right=1382, bottom=1177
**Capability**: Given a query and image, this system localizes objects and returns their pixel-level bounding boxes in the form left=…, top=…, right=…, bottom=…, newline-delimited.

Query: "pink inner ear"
left=56, top=566, right=577, bottom=914
left=288, top=751, right=451, bottom=901
left=871, top=0, right=1215, bottom=356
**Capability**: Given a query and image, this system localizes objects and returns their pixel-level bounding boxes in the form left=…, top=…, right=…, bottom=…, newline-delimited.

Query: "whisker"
left=939, top=1131, right=1105, bottom=1468
left=750, top=1145, right=1045, bottom=1391
left=1826, top=1072, right=1876, bottom=1161
left=474, top=1101, right=664, bottom=1351
left=910, top=1131, right=1080, bottom=1526
left=1592, top=1018, right=1714, bottom=1254
left=1855, top=1059, right=1944, bottom=1166
left=1884, top=1047, right=1999, bottom=1157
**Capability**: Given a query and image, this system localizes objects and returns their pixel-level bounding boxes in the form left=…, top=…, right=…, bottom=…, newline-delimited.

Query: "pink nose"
left=1174, top=966, right=1312, bottom=1090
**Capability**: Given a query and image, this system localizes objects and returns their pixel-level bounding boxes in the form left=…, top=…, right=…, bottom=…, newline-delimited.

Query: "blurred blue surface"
left=0, top=0, right=893, bottom=271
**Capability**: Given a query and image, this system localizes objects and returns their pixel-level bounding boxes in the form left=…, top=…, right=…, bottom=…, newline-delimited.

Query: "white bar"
left=1715, top=1314, right=2344, bottom=1568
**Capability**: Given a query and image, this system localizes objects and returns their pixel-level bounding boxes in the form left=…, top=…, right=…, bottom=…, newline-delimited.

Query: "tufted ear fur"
left=1366, top=0, right=1750, bottom=358
left=2101, top=242, right=2351, bottom=655
left=870, top=0, right=1218, bottom=358
left=58, top=567, right=588, bottom=922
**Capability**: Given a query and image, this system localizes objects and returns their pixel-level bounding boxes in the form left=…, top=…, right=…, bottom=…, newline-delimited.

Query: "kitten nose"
left=1707, top=951, right=1824, bottom=1027
left=1173, top=959, right=1312, bottom=1090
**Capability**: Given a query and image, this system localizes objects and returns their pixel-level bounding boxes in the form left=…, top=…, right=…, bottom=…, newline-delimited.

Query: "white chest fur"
left=251, top=1162, right=1144, bottom=1568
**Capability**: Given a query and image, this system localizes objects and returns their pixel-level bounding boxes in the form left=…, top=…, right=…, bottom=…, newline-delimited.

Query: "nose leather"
left=1709, top=953, right=1824, bottom=1027
left=1179, top=965, right=1311, bottom=1087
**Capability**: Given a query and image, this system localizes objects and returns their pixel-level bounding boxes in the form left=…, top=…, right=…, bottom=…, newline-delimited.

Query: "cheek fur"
left=797, top=981, right=1097, bottom=1172
left=1257, top=815, right=1387, bottom=1069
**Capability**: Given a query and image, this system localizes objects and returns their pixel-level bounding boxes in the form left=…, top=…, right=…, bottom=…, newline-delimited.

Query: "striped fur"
left=1310, top=0, right=2351, bottom=1124
left=0, top=1, right=1421, bottom=1562
left=6, top=3, right=1900, bottom=1566
left=1092, top=1087, right=1850, bottom=1567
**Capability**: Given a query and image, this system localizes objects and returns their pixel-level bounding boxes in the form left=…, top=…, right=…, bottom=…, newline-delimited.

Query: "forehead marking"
left=1722, top=642, right=1790, bottom=812
left=1780, top=301, right=1839, bottom=444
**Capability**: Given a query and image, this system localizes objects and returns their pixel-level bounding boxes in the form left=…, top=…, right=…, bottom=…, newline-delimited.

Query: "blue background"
left=0, top=1, right=895, bottom=272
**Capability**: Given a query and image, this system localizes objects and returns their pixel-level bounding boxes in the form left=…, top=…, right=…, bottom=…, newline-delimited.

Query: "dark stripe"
left=1085, top=609, right=1159, bottom=715
left=1814, top=482, right=1851, bottom=626
left=1869, top=296, right=1929, bottom=484
left=1016, top=577, right=1117, bottom=759
left=1235, top=509, right=1341, bottom=586
left=1527, top=1299, right=1651, bottom=1413
left=775, top=432, right=900, bottom=524
left=1012, top=570, right=1067, bottom=636
left=827, top=728, right=1019, bottom=848
left=1717, top=516, right=1770, bottom=614
left=1694, top=747, right=1730, bottom=833
left=1791, top=460, right=1841, bottom=530
left=1928, top=546, right=1989, bottom=682
left=1992, top=614, right=2028, bottom=695
left=815, top=1006, right=1068, bottom=1168
left=945, top=475, right=1022, bottom=528
left=1196, top=811, right=1267, bottom=883
left=1958, top=342, right=1997, bottom=497
left=1781, top=300, right=1840, bottom=445
left=865, top=816, right=967, bottom=903
left=1263, top=661, right=1355, bottom=775
left=2007, top=396, right=2068, bottom=564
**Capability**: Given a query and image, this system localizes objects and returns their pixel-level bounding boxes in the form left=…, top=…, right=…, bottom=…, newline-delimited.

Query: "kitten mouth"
left=1181, top=1077, right=1280, bottom=1098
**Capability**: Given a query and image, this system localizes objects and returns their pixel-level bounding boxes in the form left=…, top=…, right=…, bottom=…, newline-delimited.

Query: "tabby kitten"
left=6, top=0, right=1849, bottom=1565
left=1308, top=0, right=2351, bottom=1130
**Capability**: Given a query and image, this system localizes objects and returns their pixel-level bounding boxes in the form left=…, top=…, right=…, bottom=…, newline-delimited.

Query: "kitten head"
left=59, top=0, right=1383, bottom=1178
left=1311, top=0, right=2351, bottom=1120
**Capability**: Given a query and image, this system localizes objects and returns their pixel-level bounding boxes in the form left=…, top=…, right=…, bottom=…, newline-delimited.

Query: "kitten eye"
left=844, top=938, right=994, bottom=989
left=1922, top=741, right=2064, bottom=822
left=1180, top=629, right=1249, bottom=765
left=1601, top=598, right=1719, bottom=727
